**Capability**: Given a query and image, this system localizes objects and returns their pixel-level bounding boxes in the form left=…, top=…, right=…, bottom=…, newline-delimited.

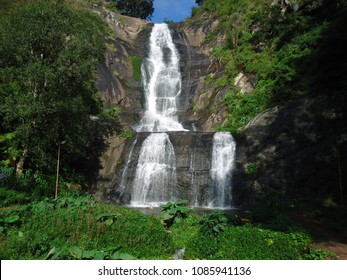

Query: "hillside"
left=1, top=0, right=347, bottom=260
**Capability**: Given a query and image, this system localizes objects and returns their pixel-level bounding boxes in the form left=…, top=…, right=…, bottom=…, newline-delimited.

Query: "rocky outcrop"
left=172, top=17, right=230, bottom=132
left=234, top=72, right=257, bottom=94
left=94, top=11, right=152, bottom=198
left=234, top=95, right=347, bottom=206
left=96, top=10, right=152, bottom=124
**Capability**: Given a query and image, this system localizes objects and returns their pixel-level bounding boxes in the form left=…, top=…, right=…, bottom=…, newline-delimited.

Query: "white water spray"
left=135, top=23, right=186, bottom=132
left=208, top=132, right=236, bottom=209
left=130, top=133, right=177, bottom=207
left=129, top=24, right=184, bottom=206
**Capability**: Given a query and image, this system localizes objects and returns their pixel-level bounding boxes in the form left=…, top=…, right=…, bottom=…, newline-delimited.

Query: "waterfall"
left=129, top=23, right=184, bottom=206
left=130, top=133, right=177, bottom=207
left=208, top=132, right=236, bottom=209
left=118, top=136, right=138, bottom=194
left=134, top=23, right=186, bottom=132
left=118, top=24, right=238, bottom=209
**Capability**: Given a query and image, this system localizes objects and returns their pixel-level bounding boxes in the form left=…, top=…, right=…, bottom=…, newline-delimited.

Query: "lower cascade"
left=130, top=133, right=177, bottom=207
left=124, top=132, right=236, bottom=208
left=208, top=132, right=236, bottom=209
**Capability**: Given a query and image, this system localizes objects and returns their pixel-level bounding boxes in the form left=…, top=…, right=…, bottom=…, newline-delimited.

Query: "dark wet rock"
left=234, top=95, right=347, bottom=207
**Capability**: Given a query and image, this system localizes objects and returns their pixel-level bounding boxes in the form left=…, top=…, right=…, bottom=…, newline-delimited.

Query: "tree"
left=0, top=0, right=107, bottom=178
left=111, top=0, right=154, bottom=20
left=195, top=0, right=205, bottom=6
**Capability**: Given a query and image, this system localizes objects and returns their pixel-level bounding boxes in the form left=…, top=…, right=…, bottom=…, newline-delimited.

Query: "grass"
left=0, top=190, right=336, bottom=260
left=0, top=193, right=174, bottom=260
left=170, top=210, right=317, bottom=260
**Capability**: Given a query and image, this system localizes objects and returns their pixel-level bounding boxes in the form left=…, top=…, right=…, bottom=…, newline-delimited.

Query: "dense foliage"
left=108, top=0, right=154, bottom=20
left=0, top=0, right=108, bottom=188
left=195, top=0, right=205, bottom=6
left=0, top=194, right=174, bottom=259
left=192, top=0, right=347, bottom=130
left=1, top=193, right=335, bottom=260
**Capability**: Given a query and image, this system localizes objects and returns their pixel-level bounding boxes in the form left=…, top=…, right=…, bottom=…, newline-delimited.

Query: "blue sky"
left=151, top=0, right=198, bottom=23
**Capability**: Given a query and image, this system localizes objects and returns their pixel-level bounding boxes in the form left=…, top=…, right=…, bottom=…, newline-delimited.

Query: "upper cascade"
left=134, top=23, right=187, bottom=132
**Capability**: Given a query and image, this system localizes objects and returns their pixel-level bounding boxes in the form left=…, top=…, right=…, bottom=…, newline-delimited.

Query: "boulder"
left=234, top=95, right=347, bottom=206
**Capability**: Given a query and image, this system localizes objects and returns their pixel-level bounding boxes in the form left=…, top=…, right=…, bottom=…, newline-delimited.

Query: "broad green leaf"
left=111, top=251, right=136, bottom=260
left=93, top=251, right=106, bottom=260
left=96, top=212, right=110, bottom=221
left=162, top=212, right=173, bottom=221
left=104, top=219, right=113, bottom=226
left=69, top=246, right=83, bottom=259
left=4, top=215, right=19, bottom=223
left=174, top=217, right=182, bottom=224
left=82, top=249, right=97, bottom=259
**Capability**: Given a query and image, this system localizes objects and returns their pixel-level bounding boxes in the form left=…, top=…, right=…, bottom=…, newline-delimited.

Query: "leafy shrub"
left=191, top=6, right=200, bottom=17
left=199, top=210, right=228, bottom=238
left=0, top=194, right=174, bottom=259
left=160, top=200, right=190, bottom=228
left=304, top=248, right=336, bottom=260
left=0, top=188, right=29, bottom=207
left=245, top=162, right=257, bottom=177
left=0, top=214, right=21, bottom=235
left=96, top=212, right=117, bottom=226
left=185, top=224, right=311, bottom=260
left=119, top=129, right=134, bottom=138
left=100, top=106, right=121, bottom=120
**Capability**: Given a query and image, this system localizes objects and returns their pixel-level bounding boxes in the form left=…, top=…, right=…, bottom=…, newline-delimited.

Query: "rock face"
left=234, top=95, right=347, bottom=206
left=96, top=11, right=152, bottom=124
left=94, top=11, right=151, bottom=199
left=172, top=19, right=230, bottom=132
left=234, top=72, right=257, bottom=94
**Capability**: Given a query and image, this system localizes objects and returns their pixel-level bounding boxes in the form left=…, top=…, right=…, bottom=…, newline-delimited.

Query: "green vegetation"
left=0, top=193, right=174, bottom=259
left=164, top=18, right=175, bottom=24
left=108, top=0, right=154, bottom=20
left=119, top=129, right=134, bottom=138
left=1, top=192, right=336, bottom=259
left=131, top=56, right=142, bottom=81
left=0, top=0, right=344, bottom=261
left=160, top=200, right=190, bottom=227
left=245, top=162, right=257, bottom=177
left=199, top=210, right=228, bottom=238
left=184, top=224, right=308, bottom=259
left=100, top=106, right=121, bottom=120
left=0, top=0, right=109, bottom=186
left=192, top=0, right=347, bottom=131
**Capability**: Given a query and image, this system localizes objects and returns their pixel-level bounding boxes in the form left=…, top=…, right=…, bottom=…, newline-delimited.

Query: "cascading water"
left=129, top=23, right=183, bottom=206
left=208, top=132, right=236, bottom=209
left=118, top=136, right=138, bottom=194
left=119, top=24, right=237, bottom=208
left=135, top=23, right=186, bottom=132
left=131, top=133, right=177, bottom=207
